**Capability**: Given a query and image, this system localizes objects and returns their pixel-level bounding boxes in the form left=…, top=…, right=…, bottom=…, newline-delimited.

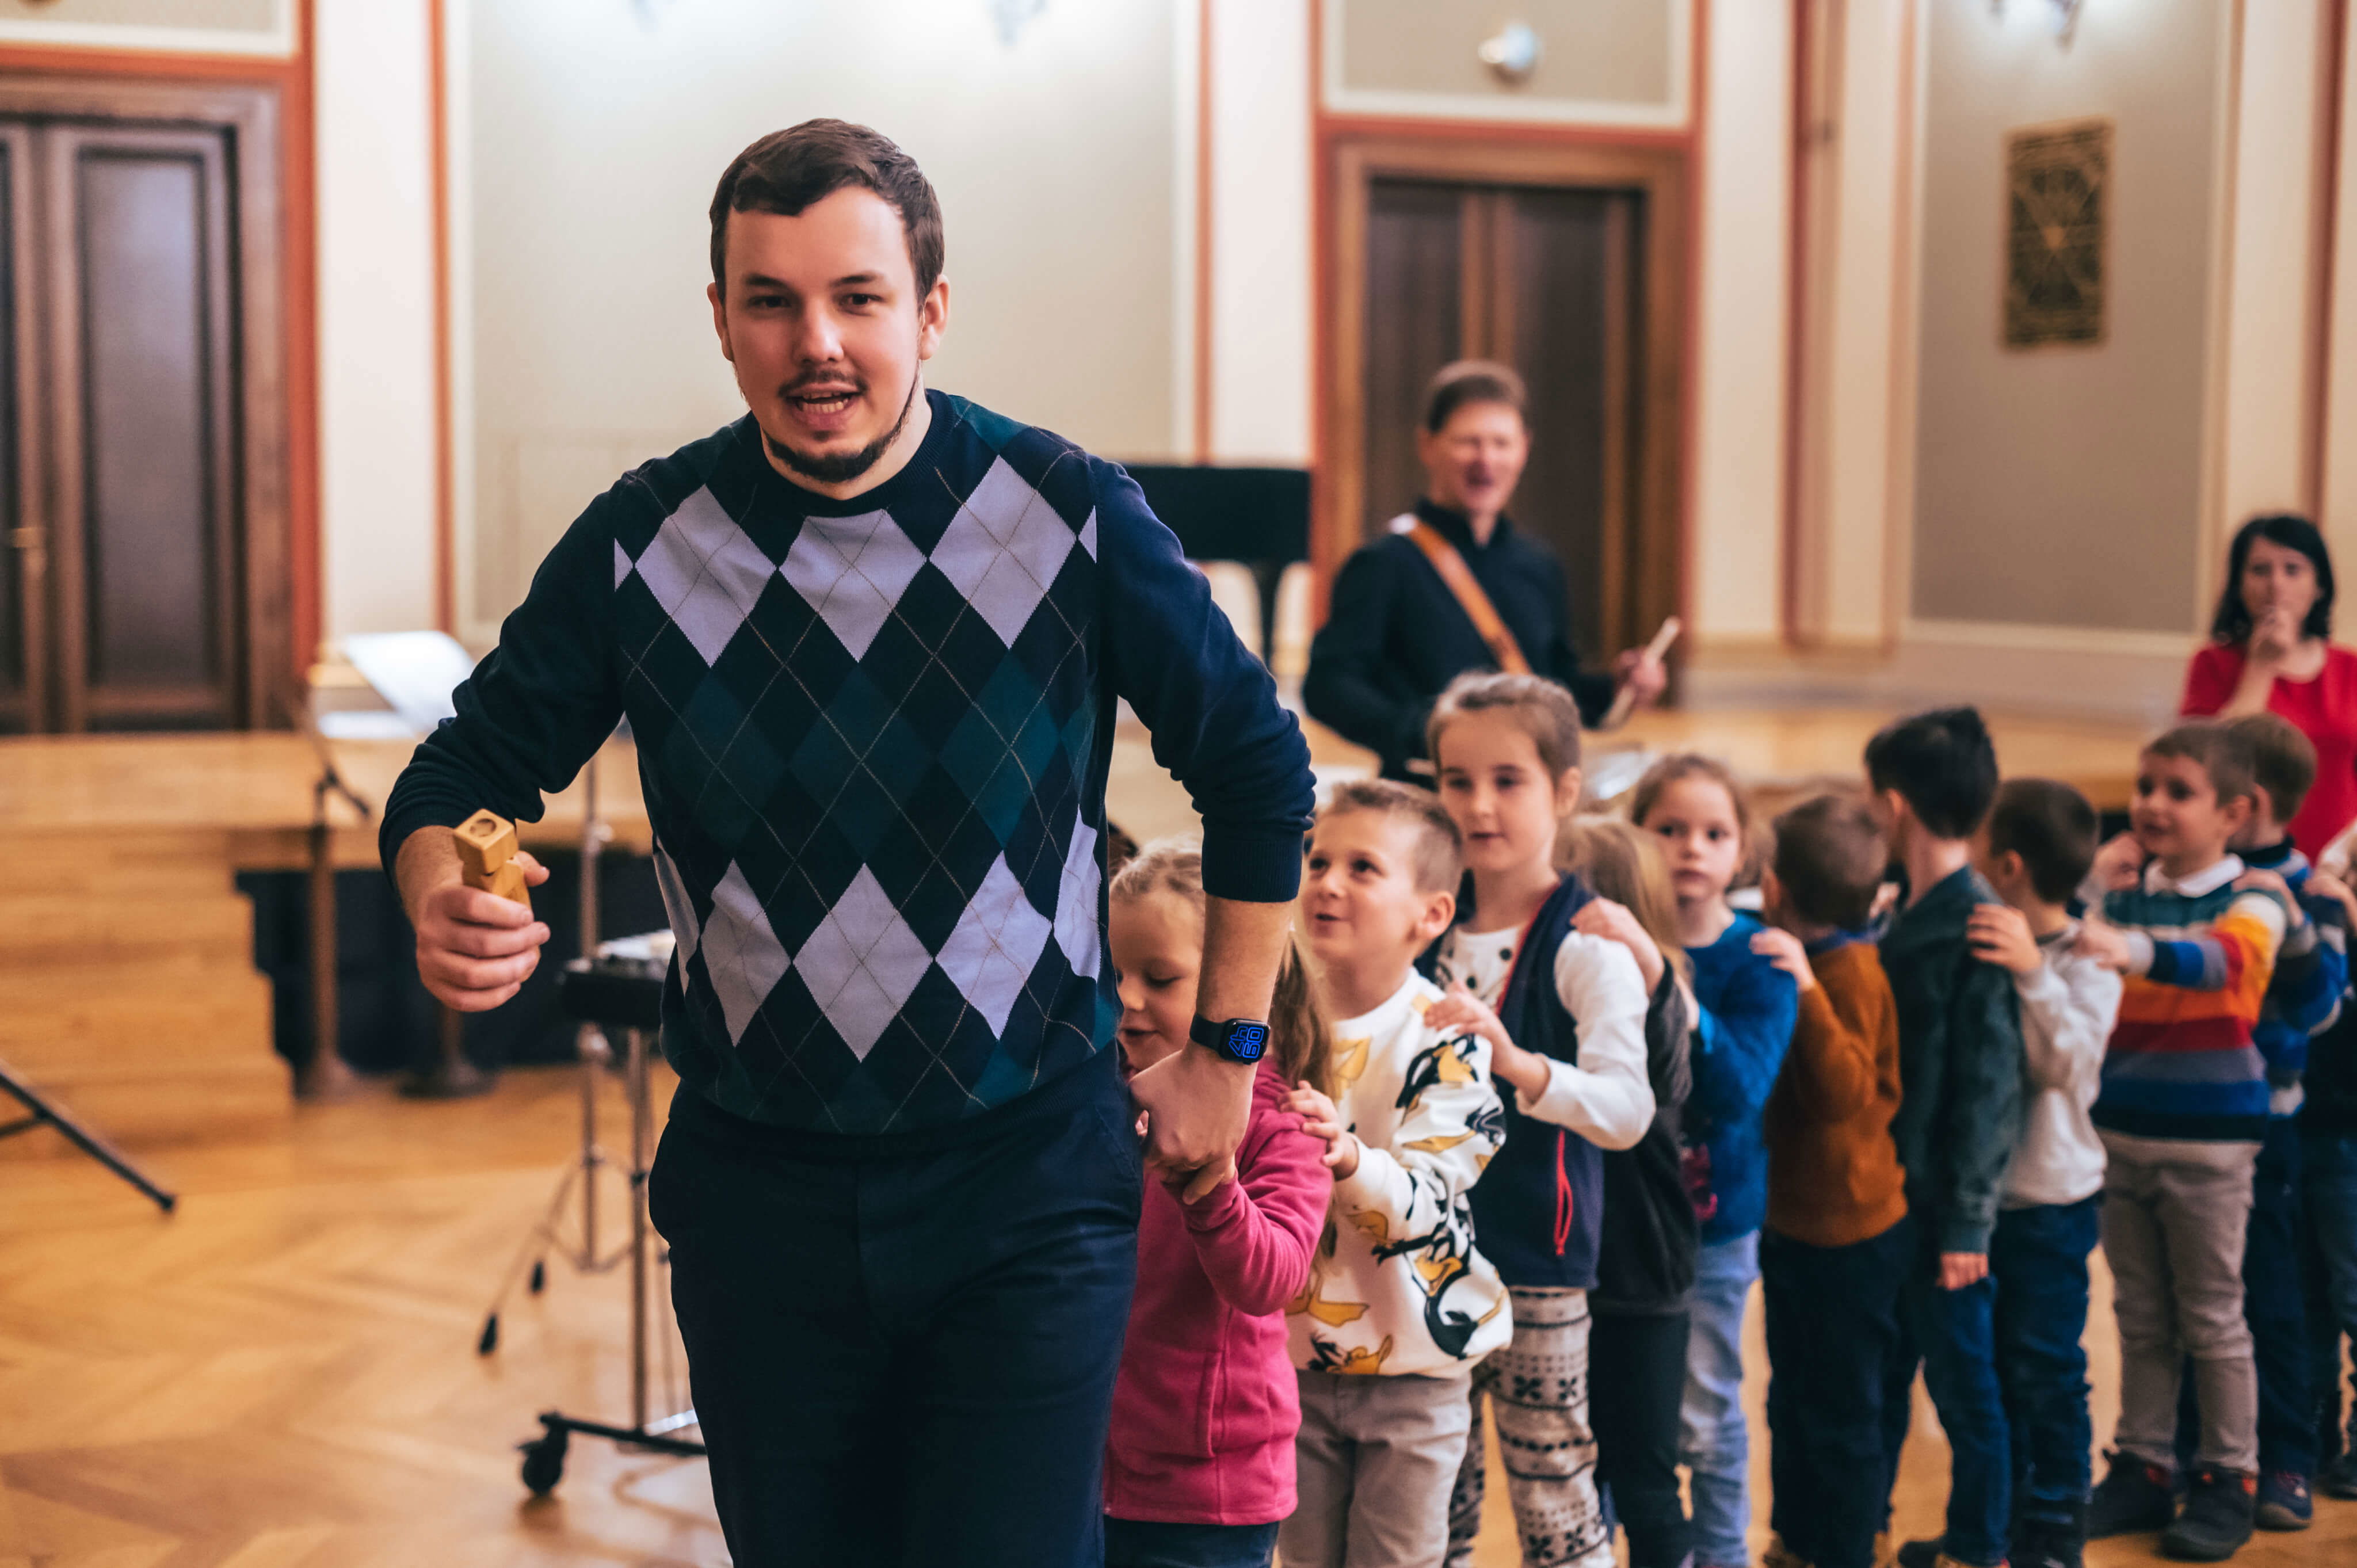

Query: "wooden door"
left=0, top=96, right=272, bottom=734
left=1360, top=179, right=1642, bottom=666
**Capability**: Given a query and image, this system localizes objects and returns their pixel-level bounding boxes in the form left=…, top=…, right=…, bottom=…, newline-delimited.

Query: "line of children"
left=1100, top=682, right=2357, bottom=1568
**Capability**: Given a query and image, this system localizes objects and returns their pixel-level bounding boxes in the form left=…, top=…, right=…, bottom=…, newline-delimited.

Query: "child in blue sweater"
left=1633, top=755, right=1799, bottom=1568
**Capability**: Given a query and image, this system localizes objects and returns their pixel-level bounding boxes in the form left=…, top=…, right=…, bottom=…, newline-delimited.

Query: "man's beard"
left=763, top=375, right=921, bottom=487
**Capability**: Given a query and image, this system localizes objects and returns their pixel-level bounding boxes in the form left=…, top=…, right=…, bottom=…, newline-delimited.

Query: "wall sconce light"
left=1478, top=22, right=1543, bottom=85
left=990, top=0, right=1047, bottom=46
left=2047, top=0, right=2085, bottom=39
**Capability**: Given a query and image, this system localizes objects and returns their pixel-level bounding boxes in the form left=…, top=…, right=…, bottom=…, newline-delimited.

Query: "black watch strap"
left=1191, top=1016, right=1271, bottom=1065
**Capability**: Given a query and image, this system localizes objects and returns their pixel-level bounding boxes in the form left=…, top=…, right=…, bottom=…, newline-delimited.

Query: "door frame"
left=1317, top=135, right=1689, bottom=671
left=0, top=74, right=289, bottom=730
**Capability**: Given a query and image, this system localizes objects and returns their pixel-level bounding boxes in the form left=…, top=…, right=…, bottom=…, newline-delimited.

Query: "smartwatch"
left=1191, top=1016, right=1271, bottom=1066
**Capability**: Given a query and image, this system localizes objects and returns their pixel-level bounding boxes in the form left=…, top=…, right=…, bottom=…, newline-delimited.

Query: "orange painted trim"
left=1779, top=0, right=1813, bottom=648
left=1307, top=0, right=1707, bottom=632
left=2309, top=0, right=2346, bottom=518
left=429, top=0, right=454, bottom=633
left=0, top=8, right=321, bottom=697
left=1193, top=0, right=1215, bottom=464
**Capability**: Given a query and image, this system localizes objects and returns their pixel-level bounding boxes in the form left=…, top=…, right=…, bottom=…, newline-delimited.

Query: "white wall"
left=1687, top=0, right=1792, bottom=651
left=1208, top=0, right=1312, bottom=464
left=454, top=0, right=1189, bottom=639
left=314, top=0, right=437, bottom=644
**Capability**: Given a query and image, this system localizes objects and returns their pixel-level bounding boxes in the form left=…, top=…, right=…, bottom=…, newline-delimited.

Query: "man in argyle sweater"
left=382, top=121, right=1314, bottom=1565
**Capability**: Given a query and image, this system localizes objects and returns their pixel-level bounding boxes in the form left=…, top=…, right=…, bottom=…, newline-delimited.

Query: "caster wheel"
left=520, top=1429, right=567, bottom=1496
left=477, top=1314, right=499, bottom=1356
left=528, top=1260, right=546, bottom=1294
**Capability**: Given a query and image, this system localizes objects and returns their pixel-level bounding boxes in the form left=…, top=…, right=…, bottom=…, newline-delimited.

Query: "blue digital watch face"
left=1227, top=1022, right=1268, bottom=1062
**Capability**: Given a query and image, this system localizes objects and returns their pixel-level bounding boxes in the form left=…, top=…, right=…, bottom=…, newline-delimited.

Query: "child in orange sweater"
left=1752, top=793, right=1909, bottom=1568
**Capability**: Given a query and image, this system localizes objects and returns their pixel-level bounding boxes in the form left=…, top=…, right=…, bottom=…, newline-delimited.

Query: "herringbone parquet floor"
left=2, top=1069, right=2351, bottom=1566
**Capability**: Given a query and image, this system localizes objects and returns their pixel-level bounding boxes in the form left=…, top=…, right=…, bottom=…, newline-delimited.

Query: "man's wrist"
left=1191, top=1016, right=1272, bottom=1067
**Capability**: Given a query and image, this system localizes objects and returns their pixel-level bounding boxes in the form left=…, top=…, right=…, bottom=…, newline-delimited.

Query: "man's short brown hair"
left=1319, top=779, right=1463, bottom=895
left=2222, top=712, right=2317, bottom=828
left=1423, top=360, right=1527, bottom=434
left=1987, top=779, right=2099, bottom=906
left=2144, top=721, right=2257, bottom=810
left=1771, top=792, right=1887, bottom=930
left=709, top=119, right=944, bottom=299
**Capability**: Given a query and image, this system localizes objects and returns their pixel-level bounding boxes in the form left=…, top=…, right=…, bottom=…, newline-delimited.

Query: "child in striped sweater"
left=2079, top=722, right=2290, bottom=1562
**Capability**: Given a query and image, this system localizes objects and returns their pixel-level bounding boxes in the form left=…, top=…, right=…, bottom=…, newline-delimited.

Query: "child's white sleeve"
left=1508, top=933, right=1656, bottom=1152
left=1333, top=1029, right=1505, bottom=1234
left=2013, top=949, right=2121, bottom=1104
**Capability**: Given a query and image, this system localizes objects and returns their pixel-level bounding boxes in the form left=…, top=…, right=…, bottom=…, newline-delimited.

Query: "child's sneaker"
left=2251, top=1470, right=2310, bottom=1531
left=2158, top=1468, right=2255, bottom=1562
left=2088, top=1450, right=2176, bottom=1538
left=1894, top=1540, right=1942, bottom=1568
left=2319, top=1451, right=2357, bottom=1500
left=1764, top=1538, right=1813, bottom=1568
left=2011, top=1509, right=2086, bottom=1568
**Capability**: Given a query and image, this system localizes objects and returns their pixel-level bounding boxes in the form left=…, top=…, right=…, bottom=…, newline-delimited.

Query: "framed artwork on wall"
left=2004, top=117, right=2110, bottom=348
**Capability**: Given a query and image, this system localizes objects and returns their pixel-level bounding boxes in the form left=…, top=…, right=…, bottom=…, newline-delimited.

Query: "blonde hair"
left=1319, top=778, right=1464, bottom=896
left=1426, top=671, right=1585, bottom=789
left=1110, top=837, right=1332, bottom=1096
left=1563, top=816, right=1691, bottom=985
left=1630, top=752, right=1763, bottom=887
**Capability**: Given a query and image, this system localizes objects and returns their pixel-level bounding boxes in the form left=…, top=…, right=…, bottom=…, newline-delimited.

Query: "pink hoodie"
left=1104, top=1061, right=1330, bottom=1525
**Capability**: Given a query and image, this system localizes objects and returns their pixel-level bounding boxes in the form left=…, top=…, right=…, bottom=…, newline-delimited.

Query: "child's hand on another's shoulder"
left=2073, top=915, right=2134, bottom=972
left=1750, top=927, right=1816, bottom=991
left=1967, top=903, right=2042, bottom=976
left=2090, top=831, right=2144, bottom=893
left=2309, top=869, right=2357, bottom=930
left=1428, top=983, right=1547, bottom=1102
left=2232, top=867, right=2303, bottom=926
left=1571, top=897, right=1667, bottom=989
left=1285, top=1083, right=1361, bottom=1179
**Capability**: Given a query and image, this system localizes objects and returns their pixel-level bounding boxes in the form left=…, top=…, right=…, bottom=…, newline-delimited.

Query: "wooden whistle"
left=452, top=808, right=532, bottom=914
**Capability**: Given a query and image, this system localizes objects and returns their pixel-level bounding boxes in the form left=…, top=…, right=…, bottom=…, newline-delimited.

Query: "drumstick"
left=1601, top=616, right=1682, bottom=730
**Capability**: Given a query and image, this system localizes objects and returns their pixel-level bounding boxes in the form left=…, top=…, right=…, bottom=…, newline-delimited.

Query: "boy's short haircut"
left=1427, top=671, right=1584, bottom=781
left=1320, top=779, right=1464, bottom=895
left=1771, top=793, right=1887, bottom=930
left=2144, top=720, right=2257, bottom=808
left=2222, top=712, right=2317, bottom=826
left=1864, top=705, right=2000, bottom=839
left=1986, top=779, right=2100, bottom=906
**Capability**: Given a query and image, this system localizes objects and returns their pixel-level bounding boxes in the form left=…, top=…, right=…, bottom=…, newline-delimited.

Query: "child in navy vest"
left=1422, top=674, right=1657, bottom=1568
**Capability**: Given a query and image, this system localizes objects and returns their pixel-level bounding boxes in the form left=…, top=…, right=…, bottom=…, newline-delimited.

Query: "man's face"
left=707, top=186, right=948, bottom=489
left=1415, top=400, right=1528, bottom=519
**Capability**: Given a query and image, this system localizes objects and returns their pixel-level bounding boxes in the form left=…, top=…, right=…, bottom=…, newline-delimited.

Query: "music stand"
left=0, top=1056, right=175, bottom=1211
left=326, top=632, right=495, bottom=1098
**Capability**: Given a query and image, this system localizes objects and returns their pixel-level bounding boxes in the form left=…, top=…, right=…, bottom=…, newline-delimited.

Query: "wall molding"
left=0, top=6, right=294, bottom=59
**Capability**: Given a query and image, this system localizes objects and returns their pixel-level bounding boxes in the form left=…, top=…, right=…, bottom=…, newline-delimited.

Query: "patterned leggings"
left=1445, top=1286, right=1615, bottom=1568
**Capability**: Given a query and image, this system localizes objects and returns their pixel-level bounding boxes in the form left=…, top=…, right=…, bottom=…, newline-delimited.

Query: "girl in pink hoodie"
left=1105, top=839, right=1333, bottom=1568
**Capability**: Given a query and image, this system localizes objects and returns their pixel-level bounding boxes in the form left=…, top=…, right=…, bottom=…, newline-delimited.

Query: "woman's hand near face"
left=2251, top=604, right=2301, bottom=669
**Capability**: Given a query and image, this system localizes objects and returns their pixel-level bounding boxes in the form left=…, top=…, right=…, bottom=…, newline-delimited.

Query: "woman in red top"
left=2183, top=514, right=2357, bottom=858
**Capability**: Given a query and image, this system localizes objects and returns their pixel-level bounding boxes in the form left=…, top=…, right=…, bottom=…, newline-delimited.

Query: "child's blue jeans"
left=1882, top=1225, right=2011, bottom=1568
left=1680, top=1231, right=1759, bottom=1566
left=1993, top=1196, right=2100, bottom=1522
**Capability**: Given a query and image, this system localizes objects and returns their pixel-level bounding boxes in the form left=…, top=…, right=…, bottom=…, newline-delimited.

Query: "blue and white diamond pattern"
left=1052, top=814, right=1101, bottom=981
left=781, top=508, right=926, bottom=659
left=938, top=854, right=1055, bottom=1035
left=701, top=863, right=790, bottom=1042
left=930, top=458, right=1081, bottom=645
left=625, top=486, right=776, bottom=663
left=795, top=867, right=935, bottom=1060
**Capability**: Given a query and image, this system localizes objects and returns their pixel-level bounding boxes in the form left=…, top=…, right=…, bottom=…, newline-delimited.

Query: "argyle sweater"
left=382, top=393, right=1315, bottom=1136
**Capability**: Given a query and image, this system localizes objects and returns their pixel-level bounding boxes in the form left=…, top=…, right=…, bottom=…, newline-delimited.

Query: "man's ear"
left=707, top=280, right=734, bottom=363
left=917, top=275, right=950, bottom=361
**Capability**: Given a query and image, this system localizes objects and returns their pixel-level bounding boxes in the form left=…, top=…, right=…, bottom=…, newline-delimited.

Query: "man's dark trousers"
left=1763, top=1217, right=1910, bottom=1568
left=651, top=1047, right=1143, bottom=1566
left=1992, top=1196, right=2100, bottom=1523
